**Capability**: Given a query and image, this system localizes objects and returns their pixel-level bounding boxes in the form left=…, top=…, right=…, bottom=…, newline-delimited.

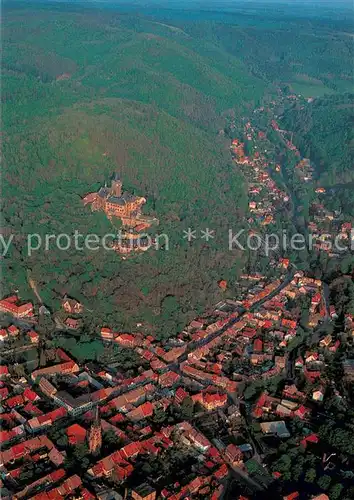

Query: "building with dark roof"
left=132, top=483, right=156, bottom=500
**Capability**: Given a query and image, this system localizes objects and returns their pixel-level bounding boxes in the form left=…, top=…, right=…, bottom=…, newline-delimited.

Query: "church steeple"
left=88, top=406, right=102, bottom=455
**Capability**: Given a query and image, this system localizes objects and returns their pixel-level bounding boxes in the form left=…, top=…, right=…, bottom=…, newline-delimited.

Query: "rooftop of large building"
left=107, top=191, right=142, bottom=205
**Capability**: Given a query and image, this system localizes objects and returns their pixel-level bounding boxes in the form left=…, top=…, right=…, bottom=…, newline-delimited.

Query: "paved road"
left=286, top=348, right=296, bottom=381
left=228, top=462, right=265, bottom=493
left=1, top=343, right=37, bottom=356
left=322, top=282, right=331, bottom=319
left=163, top=271, right=296, bottom=493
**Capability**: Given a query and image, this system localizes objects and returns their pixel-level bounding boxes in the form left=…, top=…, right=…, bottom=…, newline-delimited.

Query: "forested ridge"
left=2, top=4, right=257, bottom=335
left=282, top=95, right=353, bottom=182
left=281, top=93, right=354, bottom=218
left=2, top=2, right=353, bottom=336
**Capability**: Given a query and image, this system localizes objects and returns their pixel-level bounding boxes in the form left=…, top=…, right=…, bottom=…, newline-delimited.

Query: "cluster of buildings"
left=309, top=202, right=352, bottom=257
left=0, top=262, right=352, bottom=499
left=0, top=110, right=351, bottom=497
left=82, top=174, right=158, bottom=254
left=294, top=158, right=314, bottom=183
left=0, top=296, right=34, bottom=320
left=0, top=323, right=38, bottom=345
left=0, top=333, right=239, bottom=499
left=270, top=119, right=301, bottom=156
left=231, top=133, right=290, bottom=228
left=0, top=366, right=79, bottom=499
left=54, top=296, right=85, bottom=331
left=0, top=295, right=40, bottom=352
left=0, top=295, right=86, bottom=351
left=0, top=289, right=244, bottom=498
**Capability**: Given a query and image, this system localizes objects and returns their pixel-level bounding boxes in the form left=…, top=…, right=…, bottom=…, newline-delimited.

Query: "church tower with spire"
left=88, top=406, right=102, bottom=455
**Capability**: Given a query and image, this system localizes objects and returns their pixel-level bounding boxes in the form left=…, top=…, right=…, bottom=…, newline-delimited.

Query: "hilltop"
left=2, top=2, right=353, bottom=336
left=3, top=5, right=258, bottom=334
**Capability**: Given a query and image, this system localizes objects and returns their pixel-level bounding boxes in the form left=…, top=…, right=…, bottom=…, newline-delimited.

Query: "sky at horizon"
left=6, top=0, right=354, bottom=18
left=6, top=0, right=353, bottom=5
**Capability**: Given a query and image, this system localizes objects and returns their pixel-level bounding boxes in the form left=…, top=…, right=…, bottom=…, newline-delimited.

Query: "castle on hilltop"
left=83, top=174, right=158, bottom=230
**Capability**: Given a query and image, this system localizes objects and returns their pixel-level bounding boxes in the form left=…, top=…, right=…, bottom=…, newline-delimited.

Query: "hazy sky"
left=100, top=0, right=352, bottom=9
left=23, top=0, right=353, bottom=4
left=10, top=0, right=353, bottom=9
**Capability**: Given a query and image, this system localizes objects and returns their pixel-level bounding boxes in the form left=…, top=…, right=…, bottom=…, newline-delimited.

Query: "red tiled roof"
left=23, top=402, right=43, bottom=416
left=225, top=444, right=243, bottom=462
left=283, top=493, right=299, bottom=500
left=23, top=387, right=39, bottom=402
left=28, top=330, right=39, bottom=339
left=80, top=488, right=96, bottom=500
left=253, top=339, right=263, bottom=352
left=141, top=401, right=154, bottom=417
left=120, top=441, right=141, bottom=459
left=300, top=433, right=319, bottom=448
left=263, top=320, right=273, bottom=329
left=50, top=469, right=66, bottom=482
left=208, top=446, right=220, bottom=459
left=0, top=366, right=9, bottom=376
left=0, top=329, right=8, bottom=339
left=110, top=413, right=126, bottom=425
left=66, top=424, right=87, bottom=445
left=0, top=387, right=9, bottom=400
left=256, top=392, right=268, bottom=407
left=312, top=293, right=322, bottom=304
left=8, top=325, right=19, bottom=334
left=294, top=405, right=310, bottom=419
left=214, top=463, right=228, bottom=479
left=159, top=370, right=180, bottom=387
left=5, top=394, right=24, bottom=408
left=0, top=428, right=23, bottom=444
left=65, top=318, right=79, bottom=328
left=253, top=407, right=263, bottom=418
left=116, top=333, right=137, bottom=345
left=139, top=426, right=153, bottom=436
left=175, top=387, right=188, bottom=403
left=218, top=280, right=227, bottom=290
left=28, top=407, right=67, bottom=429
left=50, top=407, right=67, bottom=421
left=9, top=467, right=21, bottom=479
left=281, top=319, right=297, bottom=330
left=5, top=295, right=18, bottom=303
left=0, top=298, right=33, bottom=317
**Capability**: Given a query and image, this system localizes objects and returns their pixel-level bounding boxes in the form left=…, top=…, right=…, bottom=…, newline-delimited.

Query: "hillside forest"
left=2, top=1, right=353, bottom=337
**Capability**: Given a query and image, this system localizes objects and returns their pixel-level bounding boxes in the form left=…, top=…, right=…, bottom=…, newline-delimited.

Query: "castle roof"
left=98, top=187, right=109, bottom=198
left=107, top=192, right=140, bottom=205
left=107, top=196, right=126, bottom=205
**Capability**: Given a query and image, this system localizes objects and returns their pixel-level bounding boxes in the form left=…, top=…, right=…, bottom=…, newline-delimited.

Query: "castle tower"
left=111, top=173, right=122, bottom=197
left=88, top=406, right=102, bottom=455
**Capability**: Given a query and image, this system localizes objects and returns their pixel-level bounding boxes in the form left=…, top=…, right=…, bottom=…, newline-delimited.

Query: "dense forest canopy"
left=2, top=1, right=353, bottom=336
left=281, top=94, right=354, bottom=186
